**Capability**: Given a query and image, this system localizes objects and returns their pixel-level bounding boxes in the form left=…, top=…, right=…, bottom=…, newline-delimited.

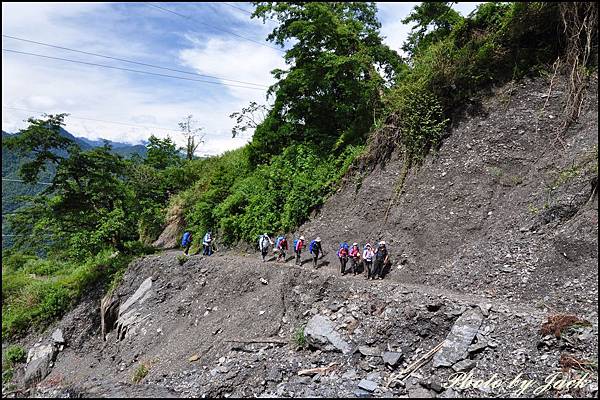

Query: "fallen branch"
left=386, top=341, right=445, bottom=387
left=297, top=362, right=339, bottom=376
left=225, top=338, right=288, bottom=345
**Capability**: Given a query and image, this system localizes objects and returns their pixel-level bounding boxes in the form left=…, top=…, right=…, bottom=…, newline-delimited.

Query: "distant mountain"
left=2, top=128, right=147, bottom=247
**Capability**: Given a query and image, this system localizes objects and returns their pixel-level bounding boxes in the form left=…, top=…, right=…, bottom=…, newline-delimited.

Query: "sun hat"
left=380, top=241, right=386, bottom=246
left=316, top=237, right=321, bottom=242
left=300, top=236, right=305, bottom=240
left=352, top=242, right=358, bottom=246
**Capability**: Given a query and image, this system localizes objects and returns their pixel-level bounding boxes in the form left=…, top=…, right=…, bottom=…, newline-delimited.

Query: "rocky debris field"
left=6, top=249, right=598, bottom=398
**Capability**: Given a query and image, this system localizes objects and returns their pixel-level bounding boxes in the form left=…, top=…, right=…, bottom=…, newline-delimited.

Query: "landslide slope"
left=299, top=74, right=598, bottom=315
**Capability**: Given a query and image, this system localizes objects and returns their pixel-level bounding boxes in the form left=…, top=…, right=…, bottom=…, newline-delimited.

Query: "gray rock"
left=478, top=304, right=492, bottom=317
left=358, top=345, right=381, bottom=357
left=409, top=387, right=435, bottom=398
left=354, top=389, right=373, bottom=398
left=439, top=388, right=459, bottom=398
left=24, top=343, right=57, bottom=388
left=433, top=308, right=484, bottom=368
left=451, top=359, right=476, bottom=372
left=342, top=369, right=358, bottom=380
left=382, top=351, right=403, bottom=368
left=304, top=315, right=351, bottom=354
left=51, top=329, right=64, bottom=344
left=358, top=379, right=378, bottom=392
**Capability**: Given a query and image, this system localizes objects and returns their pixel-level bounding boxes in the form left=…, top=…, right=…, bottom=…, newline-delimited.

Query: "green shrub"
left=5, top=345, right=26, bottom=365
left=292, top=326, right=307, bottom=349
left=132, top=363, right=149, bottom=384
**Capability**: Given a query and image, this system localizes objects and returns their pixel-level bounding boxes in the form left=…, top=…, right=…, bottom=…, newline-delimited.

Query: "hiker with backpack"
left=275, top=235, right=288, bottom=262
left=294, top=236, right=305, bottom=265
left=181, top=231, right=193, bottom=256
left=258, top=233, right=274, bottom=262
left=363, top=243, right=375, bottom=280
left=337, top=242, right=349, bottom=275
left=348, top=242, right=361, bottom=276
left=372, top=241, right=389, bottom=280
left=309, top=237, right=323, bottom=268
left=202, top=230, right=213, bottom=256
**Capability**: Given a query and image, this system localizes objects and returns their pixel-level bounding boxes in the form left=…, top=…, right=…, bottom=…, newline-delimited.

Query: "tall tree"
left=144, top=134, right=181, bottom=169
left=178, top=115, right=205, bottom=160
left=250, top=2, right=403, bottom=162
left=401, top=2, right=463, bottom=58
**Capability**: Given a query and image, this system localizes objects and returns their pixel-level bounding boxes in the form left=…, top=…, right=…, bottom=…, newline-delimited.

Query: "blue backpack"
left=293, top=239, right=298, bottom=250
left=275, top=236, right=284, bottom=248
left=181, top=232, right=191, bottom=246
left=340, top=242, right=349, bottom=251
left=309, top=240, right=316, bottom=253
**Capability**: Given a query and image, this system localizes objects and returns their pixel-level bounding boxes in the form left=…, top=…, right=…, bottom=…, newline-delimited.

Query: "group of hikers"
left=181, top=230, right=390, bottom=280
left=258, top=234, right=390, bottom=280
left=180, top=230, right=213, bottom=256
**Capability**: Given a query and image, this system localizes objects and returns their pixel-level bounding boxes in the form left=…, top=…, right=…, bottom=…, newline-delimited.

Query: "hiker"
left=202, top=230, right=213, bottom=256
left=348, top=242, right=361, bottom=276
left=309, top=237, right=323, bottom=268
left=337, top=242, right=349, bottom=275
left=275, top=235, right=288, bottom=262
left=181, top=231, right=192, bottom=256
left=372, top=241, right=389, bottom=280
left=363, top=243, right=375, bottom=280
left=258, top=233, right=273, bottom=262
left=294, top=236, right=305, bottom=265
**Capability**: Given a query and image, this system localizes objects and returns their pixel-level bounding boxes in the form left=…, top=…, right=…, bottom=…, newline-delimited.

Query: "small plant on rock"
left=177, top=254, right=188, bottom=266
left=5, top=345, right=26, bottom=365
left=132, top=363, right=149, bottom=384
left=292, top=326, right=307, bottom=350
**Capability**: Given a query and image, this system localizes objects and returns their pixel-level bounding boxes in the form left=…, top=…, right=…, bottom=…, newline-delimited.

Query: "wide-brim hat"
left=352, top=242, right=358, bottom=246
left=300, top=236, right=305, bottom=240
left=315, top=237, right=321, bottom=242
left=379, top=241, right=386, bottom=246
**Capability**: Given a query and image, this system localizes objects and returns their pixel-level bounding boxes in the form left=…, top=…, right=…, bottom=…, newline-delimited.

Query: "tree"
left=401, top=2, right=463, bottom=58
left=178, top=115, right=205, bottom=160
left=5, top=114, right=139, bottom=258
left=144, top=135, right=182, bottom=169
left=250, top=2, right=403, bottom=162
left=3, top=113, right=74, bottom=183
left=229, top=102, right=268, bottom=138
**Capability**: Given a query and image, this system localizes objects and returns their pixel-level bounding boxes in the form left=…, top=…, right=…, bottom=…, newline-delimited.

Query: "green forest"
left=2, top=2, right=597, bottom=342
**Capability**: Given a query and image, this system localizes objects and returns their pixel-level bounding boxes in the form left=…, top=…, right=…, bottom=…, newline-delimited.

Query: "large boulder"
left=433, top=308, right=484, bottom=368
left=24, top=343, right=57, bottom=388
left=114, top=277, right=153, bottom=340
left=304, top=315, right=351, bottom=354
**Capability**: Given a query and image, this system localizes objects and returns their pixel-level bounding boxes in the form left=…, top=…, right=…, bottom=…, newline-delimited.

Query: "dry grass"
left=559, top=353, right=597, bottom=373
left=539, top=314, right=591, bottom=338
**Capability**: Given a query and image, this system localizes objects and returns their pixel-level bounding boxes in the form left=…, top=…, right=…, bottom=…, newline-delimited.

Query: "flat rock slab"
left=358, top=345, right=381, bottom=357
left=382, top=351, right=403, bottom=368
left=358, top=379, right=378, bottom=392
left=433, top=308, right=484, bottom=368
left=304, top=315, right=351, bottom=354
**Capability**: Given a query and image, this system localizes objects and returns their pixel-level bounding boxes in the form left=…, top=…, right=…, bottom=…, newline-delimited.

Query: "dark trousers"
left=373, top=258, right=384, bottom=278
left=261, top=248, right=268, bottom=261
left=184, top=242, right=191, bottom=255
left=203, top=244, right=212, bottom=256
left=277, top=250, right=286, bottom=262
left=295, top=250, right=302, bottom=265
left=339, top=256, right=348, bottom=274
left=364, top=260, right=373, bottom=278
left=349, top=257, right=360, bottom=274
left=312, top=251, right=320, bottom=267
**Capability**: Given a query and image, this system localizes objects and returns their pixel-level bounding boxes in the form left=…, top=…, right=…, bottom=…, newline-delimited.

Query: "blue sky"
left=2, top=2, right=480, bottom=156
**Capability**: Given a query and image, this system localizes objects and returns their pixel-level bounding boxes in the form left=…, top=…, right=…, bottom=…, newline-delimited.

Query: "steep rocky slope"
left=6, top=75, right=598, bottom=398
